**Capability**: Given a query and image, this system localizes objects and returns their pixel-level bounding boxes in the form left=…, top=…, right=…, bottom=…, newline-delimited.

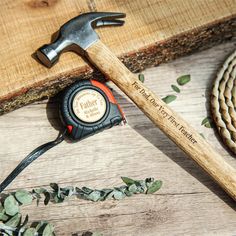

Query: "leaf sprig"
left=0, top=177, right=162, bottom=236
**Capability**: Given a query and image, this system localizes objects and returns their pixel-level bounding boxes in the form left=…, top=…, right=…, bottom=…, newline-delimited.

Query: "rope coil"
left=211, top=50, right=236, bottom=154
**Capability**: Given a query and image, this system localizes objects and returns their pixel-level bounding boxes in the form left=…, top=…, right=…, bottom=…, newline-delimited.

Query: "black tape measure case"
left=60, top=79, right=125, bottom=140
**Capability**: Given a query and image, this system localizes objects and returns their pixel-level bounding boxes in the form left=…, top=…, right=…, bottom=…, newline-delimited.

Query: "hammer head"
left=36, top=12, right=126, bottom=68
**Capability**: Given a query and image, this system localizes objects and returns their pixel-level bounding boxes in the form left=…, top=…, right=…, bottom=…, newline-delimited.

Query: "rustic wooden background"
left=0, top=39, right=236, bottom=235
left=1, top=0, right=236, bottom=114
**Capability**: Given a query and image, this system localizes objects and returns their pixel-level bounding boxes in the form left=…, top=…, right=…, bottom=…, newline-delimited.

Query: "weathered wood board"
left=0, top=0, right=236, bottom=114
left=0, top=38, right=235, bottom=236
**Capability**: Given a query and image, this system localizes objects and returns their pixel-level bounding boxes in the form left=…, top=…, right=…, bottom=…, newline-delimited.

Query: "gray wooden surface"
left=0, top=39, right=236, bottom=235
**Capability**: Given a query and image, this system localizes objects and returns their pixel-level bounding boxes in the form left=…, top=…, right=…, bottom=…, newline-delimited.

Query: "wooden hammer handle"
left=86, top=40, right=236, bottom=200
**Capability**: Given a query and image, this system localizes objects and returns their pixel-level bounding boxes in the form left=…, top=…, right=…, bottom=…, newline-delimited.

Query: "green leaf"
left=50, top=183, right=59, bottom=191
left=162, top=95, right=176, bottom=104
left=61, top=186, right=74, bottom=197
left=201, top=117, right=213, bottom=128
left=121, top=177, right=135, bottom=186
left=128, top=184, right=137, bottom=193
left=138, top=74, right=145, bottom=83
left=0, top=223, right=12, bottom=234
left=4, top=195, right=19, bottom=216
left=23, top=228, right=37, bottom=236
left=35, top=221, right=47, bottom=232
left=177, top=74, right=191, bottom=86
left=0, top=212, right=9, bottom=221
left=145, top=178, right=154, bottom=188
left=113, top=190, right=125, bottom=200
left=0, top=203, right=4, bottom=213
left=20, top=215, right=29, bottom=230
left=5, top=213, right=21, bottom=227
left=201, top=117, right=209, bottom=125
left=115, top=186, right=126, bottom=194
left=87, top=191, right=101, bottom=202
left=204, top=122, right=212, bottom=128
left=199, top=133, right=205, bottom=139
left=99, top=189, right=113, bottom=201
left=33, top=188, right=46, bottom=194
left=171, top=84, right=180, bottom=93
left=42, top=223, right=54, bottom=236
left=106, top=191, right=115, bottom=199
left=124, top=189, right=133, bottom=197
left=15, top=190, right=33, bottom=205
left=53, top=195, right=64, bottom=203
left=146, top=180, right=162, bottom=194
left=81, top=187, right=93, bottom=195
left=44, top=192, right=51, bottom=205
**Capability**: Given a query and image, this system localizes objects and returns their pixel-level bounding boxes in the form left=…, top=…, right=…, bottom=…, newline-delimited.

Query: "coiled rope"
left=211, top=50, right=236, bottom=154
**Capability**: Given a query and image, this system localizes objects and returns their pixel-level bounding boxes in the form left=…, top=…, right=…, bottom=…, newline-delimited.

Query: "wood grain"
left=0, top=39, right=236, bottom=235
left=0, top=0, right=236, bottom=114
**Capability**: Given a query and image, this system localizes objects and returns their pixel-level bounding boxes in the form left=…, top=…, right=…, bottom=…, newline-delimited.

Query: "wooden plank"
left=0, top=0, right=235, bottom=114
left=0, top=38, right=236, bottom=235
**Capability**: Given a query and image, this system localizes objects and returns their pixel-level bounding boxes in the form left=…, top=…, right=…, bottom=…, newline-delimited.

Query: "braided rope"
left=211, top=50, right=236, bottom=154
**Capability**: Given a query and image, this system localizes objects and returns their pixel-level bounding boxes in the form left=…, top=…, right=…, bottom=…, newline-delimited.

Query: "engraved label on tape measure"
left=72, top=89, right=107, bottom=123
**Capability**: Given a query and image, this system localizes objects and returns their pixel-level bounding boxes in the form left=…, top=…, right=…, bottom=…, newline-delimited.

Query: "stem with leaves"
left=0, top=177, right=162, bottom=236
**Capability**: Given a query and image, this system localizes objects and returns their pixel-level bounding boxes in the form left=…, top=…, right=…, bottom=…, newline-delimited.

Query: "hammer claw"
left=95, top=19, right=125, bottom=27
left=91, top=12, right=126, bottom=21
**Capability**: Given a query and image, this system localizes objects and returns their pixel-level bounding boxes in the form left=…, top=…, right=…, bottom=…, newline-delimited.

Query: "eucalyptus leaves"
left=138, top=73, right=191, bottom=104
left=138, top=74, right=145, bottom=83
left=201, top=117, right=213, bottom=128
left=139, top=73, right=213, bottom=137
left=0, top=177, right=162, bottom=236
left=162, top=74, right=191, bottom=104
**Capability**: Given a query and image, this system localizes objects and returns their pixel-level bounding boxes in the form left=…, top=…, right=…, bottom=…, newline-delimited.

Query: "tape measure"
left=60, top=79, right=125, bottom=140
left=0, top=79, right=125, bottom=192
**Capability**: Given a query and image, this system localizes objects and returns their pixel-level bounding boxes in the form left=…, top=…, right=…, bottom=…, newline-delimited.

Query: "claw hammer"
left=36, top=12, right=236, bottom=200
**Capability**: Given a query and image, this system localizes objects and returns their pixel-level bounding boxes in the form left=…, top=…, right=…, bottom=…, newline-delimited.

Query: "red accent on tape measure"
left=91, top=79, right=125, bottom=120
left=91, top=80, right=117, bottom=104
left=67, top=125, right=73, bottom=133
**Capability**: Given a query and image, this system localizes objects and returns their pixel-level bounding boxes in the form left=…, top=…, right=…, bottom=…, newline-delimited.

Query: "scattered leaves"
left=201, top=117, right=209, bottom=125
left=177, top=74, right=191, bottom=85
left=199, top=133, right=205, bottom=139
left=204, top=123, right=212, bottom=128
left=162, top=95, right=177, bottom=104
left=201, top=117, right=213, bottom=128
left=171, top=84, right=180, bottom=93
left=138, top=74, right=145, bottom=83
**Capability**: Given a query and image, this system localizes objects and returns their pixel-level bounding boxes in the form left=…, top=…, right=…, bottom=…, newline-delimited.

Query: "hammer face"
left=37, top=45, right=58, bottom=68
